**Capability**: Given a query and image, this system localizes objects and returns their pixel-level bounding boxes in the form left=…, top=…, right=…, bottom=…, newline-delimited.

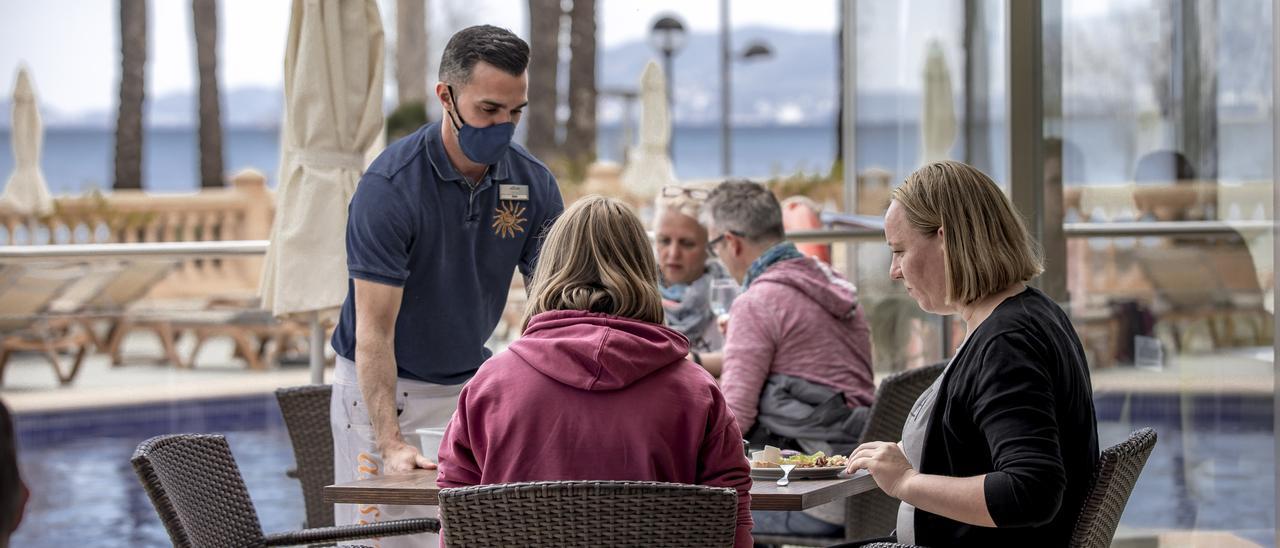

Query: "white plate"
left=749, top=465, right=846, bottom=480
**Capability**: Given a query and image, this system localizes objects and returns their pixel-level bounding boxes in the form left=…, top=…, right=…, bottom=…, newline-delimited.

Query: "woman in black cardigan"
left=842, top=161, right=1099, bottom=547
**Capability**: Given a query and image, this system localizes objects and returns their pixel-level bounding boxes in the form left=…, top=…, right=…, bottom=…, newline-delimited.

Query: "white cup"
left=414, top=427, right=447, bottom=463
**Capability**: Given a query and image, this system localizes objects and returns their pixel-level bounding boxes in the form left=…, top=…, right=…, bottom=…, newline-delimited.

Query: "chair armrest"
left=263, top=518, right=441, bottom=546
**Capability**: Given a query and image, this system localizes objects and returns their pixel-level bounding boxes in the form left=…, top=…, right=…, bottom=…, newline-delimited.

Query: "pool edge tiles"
left=0, top=367, right=313, bottom=415
left=12, top=393, right=288, bottom=450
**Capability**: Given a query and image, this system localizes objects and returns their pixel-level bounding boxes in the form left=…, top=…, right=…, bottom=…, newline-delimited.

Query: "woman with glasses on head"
left=436, top=196, right=754, bottom=547
left=654, top=182, right=733, bottom=376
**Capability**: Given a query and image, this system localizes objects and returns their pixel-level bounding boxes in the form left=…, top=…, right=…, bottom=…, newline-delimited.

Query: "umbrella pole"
left=309, top=312, right=325, bottom=384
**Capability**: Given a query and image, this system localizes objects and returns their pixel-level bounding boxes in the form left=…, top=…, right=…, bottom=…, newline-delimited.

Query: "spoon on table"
left=776, top=463, right=797, bottom=486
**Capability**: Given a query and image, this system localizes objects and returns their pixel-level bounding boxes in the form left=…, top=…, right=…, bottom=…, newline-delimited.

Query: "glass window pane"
left=1059, top=0, right=1275, bottom=541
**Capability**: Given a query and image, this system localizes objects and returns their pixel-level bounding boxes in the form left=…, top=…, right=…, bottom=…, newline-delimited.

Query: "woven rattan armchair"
left=849, top=427, right=1159, bottom=548
left=132, top=433, right=437, bottom=547
left=1069, top=427, right=1158, bottom=547
left=276, top=384, right=335, bottom=528
left=754, top=362, right=946, bottom=547
left=438, top=480, right=739, bottom=547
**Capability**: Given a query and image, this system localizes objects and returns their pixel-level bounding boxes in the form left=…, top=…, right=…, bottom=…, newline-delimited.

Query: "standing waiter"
left=328, top=25, right=564, bottom=545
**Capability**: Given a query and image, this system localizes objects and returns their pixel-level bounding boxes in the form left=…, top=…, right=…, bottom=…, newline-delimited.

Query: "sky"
left=0, top=0, right=839, bottom=115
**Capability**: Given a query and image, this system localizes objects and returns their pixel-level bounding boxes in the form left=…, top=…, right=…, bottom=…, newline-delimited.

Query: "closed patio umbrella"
left=620, top=61, right=677, bottom=201
left=920, top=40, right=956, bottom=165
left=260, top=0, right=385, bottom=383
left=3, top=67, right=53, bottom=216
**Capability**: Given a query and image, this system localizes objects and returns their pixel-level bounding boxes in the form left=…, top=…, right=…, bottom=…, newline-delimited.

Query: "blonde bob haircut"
left=893, top=160, right=1044, bottom=306
left=521, top=195, right=665, bottom=331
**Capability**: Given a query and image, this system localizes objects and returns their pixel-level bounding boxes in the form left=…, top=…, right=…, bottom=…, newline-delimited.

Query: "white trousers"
left=330, top=356, right=463, bottom=548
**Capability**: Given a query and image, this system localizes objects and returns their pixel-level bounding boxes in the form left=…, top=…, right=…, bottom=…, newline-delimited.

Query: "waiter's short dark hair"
left=439, top=25, right=530, bottom=84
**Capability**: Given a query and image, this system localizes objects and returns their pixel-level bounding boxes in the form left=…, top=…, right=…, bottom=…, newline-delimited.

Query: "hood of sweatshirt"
left=508, top=310, right=691, bottom=391
left=751, top=257, right=859, bottom=319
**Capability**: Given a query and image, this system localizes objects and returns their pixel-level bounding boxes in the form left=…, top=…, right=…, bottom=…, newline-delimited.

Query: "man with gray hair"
left=329, top=25, right=563, bottom=545
left=702, top=180, right=874, bottom=537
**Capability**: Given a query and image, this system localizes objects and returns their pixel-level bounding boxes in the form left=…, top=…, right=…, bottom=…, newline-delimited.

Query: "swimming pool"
left=12, top=395, right=304, bottom=547
left=9, top=391, right=1277, bottom=546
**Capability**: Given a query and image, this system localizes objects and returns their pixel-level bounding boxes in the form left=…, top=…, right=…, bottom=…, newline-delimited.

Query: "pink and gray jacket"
left=720, top=257, right=876, bottom=436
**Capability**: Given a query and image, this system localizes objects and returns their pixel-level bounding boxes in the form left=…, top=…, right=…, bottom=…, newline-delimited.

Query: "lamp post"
left=649, top=14, right=686, bottom=158
left=719, top=0, right=772, bottom=176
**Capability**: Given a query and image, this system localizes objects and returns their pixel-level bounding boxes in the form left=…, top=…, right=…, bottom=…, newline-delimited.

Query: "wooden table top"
left=323, top=469, right=878, bottom=512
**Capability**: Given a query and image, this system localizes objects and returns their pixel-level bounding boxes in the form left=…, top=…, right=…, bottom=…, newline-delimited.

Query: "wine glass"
left=709, top=279, right=740, bottom=321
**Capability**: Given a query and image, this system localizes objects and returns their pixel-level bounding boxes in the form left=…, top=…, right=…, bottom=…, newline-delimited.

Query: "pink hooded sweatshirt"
left=720, top=257, right=875, bottom=434
left=437, top=309, right=754, bottom=547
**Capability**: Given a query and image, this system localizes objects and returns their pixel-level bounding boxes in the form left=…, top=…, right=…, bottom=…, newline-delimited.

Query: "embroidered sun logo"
left=492, top=200, right=528, bottom=238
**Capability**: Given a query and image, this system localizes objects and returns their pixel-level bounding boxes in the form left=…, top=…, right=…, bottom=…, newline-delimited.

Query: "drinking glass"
left=709, top=279, right=740, bottom=320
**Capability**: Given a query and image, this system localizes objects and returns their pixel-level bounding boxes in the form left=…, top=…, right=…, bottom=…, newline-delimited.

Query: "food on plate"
left=749, top=445, right=848, bottom=468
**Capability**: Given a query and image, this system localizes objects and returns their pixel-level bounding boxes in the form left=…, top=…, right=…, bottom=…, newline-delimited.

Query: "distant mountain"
left=599, top=25, right=841, bottom=126
left=136, top=86, right=283, bottom=129
left=5, top=21, right=1270, bottom=131
left=0, top=86, right=283, bottom=130
left=8, top=27, right=848, bottom=130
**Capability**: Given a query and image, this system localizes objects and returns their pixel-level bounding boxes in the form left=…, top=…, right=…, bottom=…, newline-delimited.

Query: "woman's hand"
left=845, top=441, right=917, bottom=499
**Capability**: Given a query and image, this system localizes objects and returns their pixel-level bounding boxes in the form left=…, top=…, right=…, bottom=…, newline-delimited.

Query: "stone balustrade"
left=0, top=170, right=274, bottom=301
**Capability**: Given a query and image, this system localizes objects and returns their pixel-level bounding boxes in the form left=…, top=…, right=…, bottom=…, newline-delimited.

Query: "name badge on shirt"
left=499, top=184, right=530, bottom=201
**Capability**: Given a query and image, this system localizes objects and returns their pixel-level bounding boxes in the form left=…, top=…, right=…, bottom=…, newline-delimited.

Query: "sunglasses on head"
left=661, top=186, right=710, bottom=201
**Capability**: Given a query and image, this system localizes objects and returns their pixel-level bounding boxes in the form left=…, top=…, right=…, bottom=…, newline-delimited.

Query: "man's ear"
left=435, top=82, right=452, bottom=110
left=727, top=233, right=744, bottom=257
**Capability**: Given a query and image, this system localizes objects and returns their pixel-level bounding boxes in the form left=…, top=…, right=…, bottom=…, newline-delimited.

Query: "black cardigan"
left=915, top=287, right=1099, bottom=547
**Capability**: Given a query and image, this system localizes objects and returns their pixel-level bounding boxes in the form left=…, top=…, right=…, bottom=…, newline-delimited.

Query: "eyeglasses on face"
left=706, top=230, right=743, bottom=258
left=661, top=186, right=710, bottom=201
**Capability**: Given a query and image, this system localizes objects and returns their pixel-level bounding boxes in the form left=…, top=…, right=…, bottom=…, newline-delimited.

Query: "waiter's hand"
left=846, top=441, right=916, bottom=499
left=381, top=439, right=436, bottom=473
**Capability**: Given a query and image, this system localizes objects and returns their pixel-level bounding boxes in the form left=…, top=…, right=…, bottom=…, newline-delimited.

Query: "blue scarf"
left=660, top=262, right=729, bottom=351
left=742, top=241, right=804, bottom=290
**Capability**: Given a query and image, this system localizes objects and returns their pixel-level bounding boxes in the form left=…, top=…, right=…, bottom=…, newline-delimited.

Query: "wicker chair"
left=438, top=481, right=738, bottom=547
left=276, top=384, right=335, bottom=528
left=132, top=433, right=437, bottom=547
left=854, top=427, right=1159, bottom=548
left=754, top=362, right=946, bottom=547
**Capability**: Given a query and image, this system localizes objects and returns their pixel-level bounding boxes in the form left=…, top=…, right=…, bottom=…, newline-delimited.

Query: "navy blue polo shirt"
left=331, top=122, right=564, bottom=385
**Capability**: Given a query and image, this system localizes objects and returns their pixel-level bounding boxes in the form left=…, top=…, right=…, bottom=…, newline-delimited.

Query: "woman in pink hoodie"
left=437, top=195, right=754, bottom=547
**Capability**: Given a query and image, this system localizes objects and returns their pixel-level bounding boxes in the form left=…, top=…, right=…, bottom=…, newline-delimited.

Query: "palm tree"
left=564, top=0, right=597, bottom=169
left=396, top=0, right=429, bottom=107
left=192, top=0, right=223, bottom=188
left=114, top=0, right=147, bottom=190
left=525, top=0, right=561, bottom=164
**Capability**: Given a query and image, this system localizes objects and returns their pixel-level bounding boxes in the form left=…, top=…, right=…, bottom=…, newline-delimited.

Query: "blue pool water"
left=12, top=395, right=305, bottom=547
left=8, top=391, right=1277, bottom=547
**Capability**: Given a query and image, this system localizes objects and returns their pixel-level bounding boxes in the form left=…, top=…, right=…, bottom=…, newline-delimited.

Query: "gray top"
left=895, top=356, right=954, bottom=544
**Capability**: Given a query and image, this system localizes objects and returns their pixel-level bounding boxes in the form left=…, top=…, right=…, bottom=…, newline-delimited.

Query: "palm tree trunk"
left=114, top=0, right=147, bottom=190
left=193, top=0, right=224, bottom=188
left=396, top=0, right=429, bottom=107
left=564, top=0, right=597, bottom=169
left=835, top=0, right=845, bottom=169
left=526, top=0, right=561, bottom=164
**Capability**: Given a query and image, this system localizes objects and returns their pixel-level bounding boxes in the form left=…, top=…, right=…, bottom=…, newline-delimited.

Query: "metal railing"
left=0, top=220, right=1272, bottom=262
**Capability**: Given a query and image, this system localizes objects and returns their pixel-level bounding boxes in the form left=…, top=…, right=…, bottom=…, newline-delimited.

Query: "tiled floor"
left=2, top=332, right=1271, bottom=413
left=1, top=332, right=316, bottom=413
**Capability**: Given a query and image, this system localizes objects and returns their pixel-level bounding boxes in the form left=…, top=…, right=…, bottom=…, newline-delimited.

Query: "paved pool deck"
left=1, top=334, right=1273, bottom=414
